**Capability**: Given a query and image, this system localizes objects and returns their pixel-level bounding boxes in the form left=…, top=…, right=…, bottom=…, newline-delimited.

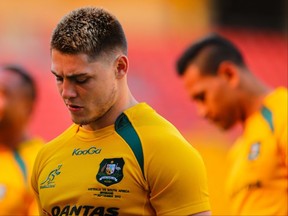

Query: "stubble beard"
left=73, top=107, right=111, bottom=126
left=72, top=85, right=117, bottom=127
left=219, top=117, right=236, bottom=131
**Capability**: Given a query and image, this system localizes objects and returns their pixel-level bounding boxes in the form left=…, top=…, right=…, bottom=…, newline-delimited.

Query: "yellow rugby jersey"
left=32, top=103, right=210, bottom=216
left=226, top=87, right=288, bottom=215
left=0, top=138, right=44, bottom=215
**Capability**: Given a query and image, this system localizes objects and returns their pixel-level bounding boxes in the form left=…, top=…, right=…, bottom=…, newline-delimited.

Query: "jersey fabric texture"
left=226, top=87, right=288, bottom=215
left=31, top=103, right=210, bottom=216
left=0, top=138, right=44, bottom=215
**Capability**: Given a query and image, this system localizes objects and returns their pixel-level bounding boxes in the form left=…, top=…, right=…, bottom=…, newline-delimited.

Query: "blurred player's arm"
left=30, top=181, right=43, bottom=215
left=31, top=151, right=44, bottom=215
left=28, top=196, right=42, bottom=216
left=279, top=121, right=287, bottom=166
left=189, top=210, right=211, bottom=215
left=0, top=87, right=6, bottom=121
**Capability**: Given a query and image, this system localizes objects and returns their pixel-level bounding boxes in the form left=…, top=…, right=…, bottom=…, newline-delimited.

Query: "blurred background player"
left=176, top=34, right=287, bottom=216
left=0, top=64, right=44, bottom=215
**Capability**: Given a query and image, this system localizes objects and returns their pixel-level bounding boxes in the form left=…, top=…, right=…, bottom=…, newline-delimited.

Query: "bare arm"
left=189, top=210, right=211, bottom=216
left=0, top=88, right=6, bottom=121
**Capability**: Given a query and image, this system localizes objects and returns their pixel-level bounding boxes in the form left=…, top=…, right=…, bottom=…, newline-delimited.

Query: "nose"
left=61, top=80, right=77, bottom=99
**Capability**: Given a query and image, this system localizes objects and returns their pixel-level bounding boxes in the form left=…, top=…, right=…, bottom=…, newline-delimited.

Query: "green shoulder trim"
left=260, top=106, right=274, bottom=132
left=13, top=151, right=27, bottom=183
left=115, top=113, right=145, bottom=179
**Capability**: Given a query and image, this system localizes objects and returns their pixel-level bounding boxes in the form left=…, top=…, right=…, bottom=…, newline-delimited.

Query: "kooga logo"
left=72, top=146, right=102, bottom=156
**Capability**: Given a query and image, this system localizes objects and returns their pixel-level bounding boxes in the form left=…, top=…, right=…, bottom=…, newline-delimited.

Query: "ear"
left=217, top=61, right=240, bottom=87
left=115, top=55, right=129, bottom=79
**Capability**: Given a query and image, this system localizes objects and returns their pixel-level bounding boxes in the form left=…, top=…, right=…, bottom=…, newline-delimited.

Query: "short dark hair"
left=176, top=33, right=246, bottom=76
left=51, top=7, right=127, bottom=60
left=1, top=64, right=37, bottom=102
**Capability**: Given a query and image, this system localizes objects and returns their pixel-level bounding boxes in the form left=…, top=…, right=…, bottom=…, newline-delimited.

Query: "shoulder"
left=263, top=87, right=287, bottom=132
left=123, top=103, right=193, bottom=149
left=36, top=124, right=78, bottom=158
left=265, top=87, right=287, bottom=113
left=19, top=137, right=45, bottom=158
left=48, top=124, right=78, bottom=144
left=120, top=102, right=202, bottom=162
left=20, top=137, right=45, bottom=150
left=124, top=103, right=184, bottom=135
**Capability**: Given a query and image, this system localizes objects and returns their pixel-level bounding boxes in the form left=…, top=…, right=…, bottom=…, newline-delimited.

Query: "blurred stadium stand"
left=211, top=0, right=286, bottom=32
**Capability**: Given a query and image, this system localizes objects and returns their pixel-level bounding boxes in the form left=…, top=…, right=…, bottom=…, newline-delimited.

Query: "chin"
left=220, top=126, right=231, bottom=131
left=221, top=122, right=236, bottom=131
left=72, top=115, right=101, bottom=126
left=71, top=118, right=88, bottom=125
left=213, top=121, right=233, bottom=131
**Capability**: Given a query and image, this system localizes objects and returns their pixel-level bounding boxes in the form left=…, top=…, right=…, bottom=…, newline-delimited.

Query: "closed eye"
left=74, top=77, right=89, bottom=84
left=55, top=75, right=63, bottom=83
left=193, top=92, right=205, bottom=102
left=51, top=71, right=63, bottom=83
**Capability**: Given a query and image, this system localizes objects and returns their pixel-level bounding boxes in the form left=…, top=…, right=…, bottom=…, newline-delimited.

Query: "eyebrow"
left=51, top=70, right=88, bottom=78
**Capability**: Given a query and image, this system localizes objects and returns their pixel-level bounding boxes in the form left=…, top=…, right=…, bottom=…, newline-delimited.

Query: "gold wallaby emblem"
left=40, top=164, right=62, bottom=189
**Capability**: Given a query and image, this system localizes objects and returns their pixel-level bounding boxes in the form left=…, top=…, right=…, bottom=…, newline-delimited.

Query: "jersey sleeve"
left=28, top=197, right=42, bottom=216
left=279, top=120, right=287, bottom=166
left=145, top=131, right=210, bottom=215
left=31, top=148, right=44, bottom=215
left=276, top=89, right=288, bottom=167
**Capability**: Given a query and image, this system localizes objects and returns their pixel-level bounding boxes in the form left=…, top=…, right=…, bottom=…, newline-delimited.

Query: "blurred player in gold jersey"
left=31, top=7, right=210, bottom=216
left=176, top=33, right=287, bottom=216
left=0, top=64, right=44, bottom=215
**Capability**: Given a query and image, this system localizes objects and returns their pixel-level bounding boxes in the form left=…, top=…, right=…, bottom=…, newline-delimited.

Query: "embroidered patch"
left=40, top=164, right=62, bottom=189
left=0, top=184, right=6, bottom=199
left=248, top=142, right=261, bottom=160
left=96, top=158, right=124, bottom=186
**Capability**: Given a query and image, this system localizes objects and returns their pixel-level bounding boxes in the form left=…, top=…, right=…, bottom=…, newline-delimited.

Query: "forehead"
left=0, top=70, right=24, bottom=91
left=181, top=64, right=210, bottom=92
left=51, top=50, right=91, bottom=72
left=51, top=49, right=115, bottom=75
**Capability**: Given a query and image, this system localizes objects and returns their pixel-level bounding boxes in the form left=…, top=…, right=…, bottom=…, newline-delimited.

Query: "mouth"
left=208, top=117, right=220, bottom=125
left=66, top=104, right=83, bottom=112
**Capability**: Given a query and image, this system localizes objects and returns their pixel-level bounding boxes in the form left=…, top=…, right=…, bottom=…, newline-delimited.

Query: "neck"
left=82, top=89, right=138, bottom=131
left=239, top=73, right=271, bottom=122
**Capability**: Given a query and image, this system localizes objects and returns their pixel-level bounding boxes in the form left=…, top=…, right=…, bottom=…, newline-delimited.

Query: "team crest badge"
left=248, top=142, right=261, bottom=160
left=96, top=158, right=125, bottom=186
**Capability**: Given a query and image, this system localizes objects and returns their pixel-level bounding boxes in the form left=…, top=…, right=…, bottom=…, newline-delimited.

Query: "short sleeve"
left=30, top=148, right=43, bottom=215
left=279, top=121, right=287, bottom=166
left=145, top=132, right=210, bottom=215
